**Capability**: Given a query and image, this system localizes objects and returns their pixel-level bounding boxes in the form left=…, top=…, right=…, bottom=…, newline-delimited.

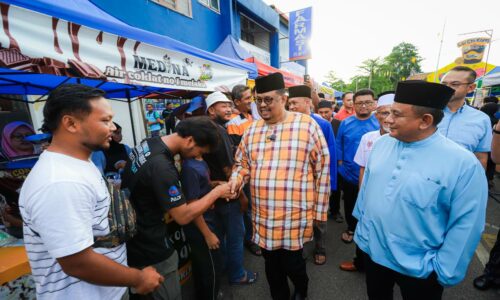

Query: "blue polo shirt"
left=311, top=113, right=337, bottom=191
left=336, top=114, right=379, bottom=185
left=437, top=104, right=492, bottom=153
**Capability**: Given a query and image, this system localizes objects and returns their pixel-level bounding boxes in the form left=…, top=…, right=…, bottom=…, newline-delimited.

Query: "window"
left=240, top=15, right=270, bottom=51
left=152, top=0, right=192, bottom=18
left=199, top=0, right=220, bottom=13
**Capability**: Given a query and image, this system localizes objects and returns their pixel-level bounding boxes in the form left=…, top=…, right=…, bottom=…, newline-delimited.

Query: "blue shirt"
left=336, top=114, right=379, bottom=184
left=311, top=113, right=337, bottom=191
left=437, top=104, right=492, bottom=153
left=180, top=159, right=215, bottom=227
left=90, top=151, right=106, bottom=175
left=146, top=111, right=161, bottom=132
left=353, top=132, right=487, bottom=287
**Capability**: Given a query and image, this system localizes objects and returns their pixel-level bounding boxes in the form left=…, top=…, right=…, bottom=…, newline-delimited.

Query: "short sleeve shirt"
left=122, top=137, right=186, bottom=267
left=19, top=151, right=127, bottom=299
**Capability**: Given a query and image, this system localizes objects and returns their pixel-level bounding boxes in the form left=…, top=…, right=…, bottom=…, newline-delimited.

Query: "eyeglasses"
left=255, top=96, right=278, bottom=105
left=11, top=133, right=31, bottom=140
left=354, top=101, right=374, bottom=107
left=441, top=81, right=473, bottom=88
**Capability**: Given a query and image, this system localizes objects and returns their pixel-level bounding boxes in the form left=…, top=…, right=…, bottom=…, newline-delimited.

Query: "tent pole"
left=126, top=89, right=138, bottom=146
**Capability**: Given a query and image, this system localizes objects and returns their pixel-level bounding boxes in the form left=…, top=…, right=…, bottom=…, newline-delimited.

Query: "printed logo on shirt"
left=367, top=140, right=373, bottom=150
left=168, top=185, right=182, bottom=202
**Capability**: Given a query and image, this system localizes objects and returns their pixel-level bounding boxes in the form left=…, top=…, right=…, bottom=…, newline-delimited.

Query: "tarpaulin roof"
left=3, top=0, right=257, bottom=78
left=214, top=35, right=252, bottom=61
left=483, top=66, right=500, bottom=87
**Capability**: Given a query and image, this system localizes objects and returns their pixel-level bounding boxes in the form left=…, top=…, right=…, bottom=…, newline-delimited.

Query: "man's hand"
left=229, top=177, right=243, bottom=195
left=205, top=232, right=220, bottom=250
left=215, top=182, right=237, bottom=200
left=133, top=266, right=164, bottom=295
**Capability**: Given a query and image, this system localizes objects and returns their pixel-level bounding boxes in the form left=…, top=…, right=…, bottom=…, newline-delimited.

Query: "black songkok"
left=255, top=72, right=285, bottom=94
left=288, top=85, right=311, bottom=99
left=394, top=80, right=454, bottom=110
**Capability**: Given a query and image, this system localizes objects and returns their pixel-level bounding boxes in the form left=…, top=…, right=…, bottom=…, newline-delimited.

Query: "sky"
left=264, top=0, right=500, bottom=83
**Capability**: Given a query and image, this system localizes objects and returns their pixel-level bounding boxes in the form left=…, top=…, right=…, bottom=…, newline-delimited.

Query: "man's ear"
left=467, top=82, right=477, bottom=94
left=60, top=114, right=79, bottom=133
left=419, top=113, right=434, bottom=130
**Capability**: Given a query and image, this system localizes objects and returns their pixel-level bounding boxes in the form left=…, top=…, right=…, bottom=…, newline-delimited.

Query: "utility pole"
left=434, top=20, right=446, bottom=83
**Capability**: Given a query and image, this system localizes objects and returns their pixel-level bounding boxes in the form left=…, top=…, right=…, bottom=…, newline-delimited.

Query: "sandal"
left=314, top=253, right=326, bottom=265
left=230, top=270, right=258, bottom=286
left=341, top=230, right=354, bottom=244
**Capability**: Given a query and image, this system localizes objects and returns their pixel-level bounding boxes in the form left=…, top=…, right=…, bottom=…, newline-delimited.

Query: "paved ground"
left=182, top=177, right=500, bottom=299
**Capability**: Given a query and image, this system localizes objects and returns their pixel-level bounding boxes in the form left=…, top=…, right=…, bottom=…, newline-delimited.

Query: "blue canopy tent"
left=214, top=35, right=253, bottom=61
left=0, top=0, right=258, bottom=144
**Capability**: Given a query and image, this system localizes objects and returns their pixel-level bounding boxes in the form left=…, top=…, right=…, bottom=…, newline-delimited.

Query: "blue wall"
left=90, top=0, right=231, bottom=52
left=91, top=0, right=280, bottom=67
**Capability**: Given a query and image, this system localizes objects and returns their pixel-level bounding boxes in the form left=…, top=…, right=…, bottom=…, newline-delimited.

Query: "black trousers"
left=484, top=229, right=500, bottom=282
left=261, top=248, right=309, bottom=300
left=364, top=252, right=444, bottom=300
left=340, top=176, right=359, bottom=232
left=184, top=227, right=222, bottom=300
left=329, top=189, right=341, bottom=215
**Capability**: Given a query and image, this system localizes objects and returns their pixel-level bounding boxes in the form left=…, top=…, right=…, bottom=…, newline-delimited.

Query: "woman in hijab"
left=1, top=121, right=36, bottom=159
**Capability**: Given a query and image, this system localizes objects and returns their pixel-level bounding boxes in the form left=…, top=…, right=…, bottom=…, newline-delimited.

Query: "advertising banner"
left=289, top=7, right=312, bottom=61
left=0, top=3, right=247, bottom=92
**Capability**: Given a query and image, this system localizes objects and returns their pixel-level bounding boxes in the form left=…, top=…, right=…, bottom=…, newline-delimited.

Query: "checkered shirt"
left=232, top=112, right=330, bottom=250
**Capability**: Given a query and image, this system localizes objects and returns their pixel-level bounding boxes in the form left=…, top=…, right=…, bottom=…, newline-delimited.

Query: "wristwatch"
left=493, top=127, right=500, bottom=134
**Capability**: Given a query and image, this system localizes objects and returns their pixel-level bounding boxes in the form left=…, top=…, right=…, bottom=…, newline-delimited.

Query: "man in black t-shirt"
left=162, top=102, right=175, bottom=135
left=203, top=92, right=257, bottom=285
left=122, top=116, right=237, bottom=299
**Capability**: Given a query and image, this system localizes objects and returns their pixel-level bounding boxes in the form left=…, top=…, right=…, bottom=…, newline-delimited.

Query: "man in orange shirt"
left=231, top=73, right=330, bottom=300
left=335, top=92, right=354, bottom=121
left=227, top=85, right=254, bottom=146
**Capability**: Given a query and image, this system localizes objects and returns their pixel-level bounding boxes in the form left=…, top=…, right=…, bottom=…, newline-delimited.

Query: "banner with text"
left=0, top=4, right=248, bottom=92
left=289, top=7, right=312, bottom=61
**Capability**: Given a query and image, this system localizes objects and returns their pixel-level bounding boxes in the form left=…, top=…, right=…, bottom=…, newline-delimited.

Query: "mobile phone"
left=304, top=74, right=310, bottom=82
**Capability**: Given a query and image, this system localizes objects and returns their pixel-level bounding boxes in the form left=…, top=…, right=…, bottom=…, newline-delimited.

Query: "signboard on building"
left=289, top=7, right=312, bottom=61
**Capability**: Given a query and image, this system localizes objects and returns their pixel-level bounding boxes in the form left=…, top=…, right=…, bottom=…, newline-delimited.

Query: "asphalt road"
left=182, top=180, right=500, bottom=300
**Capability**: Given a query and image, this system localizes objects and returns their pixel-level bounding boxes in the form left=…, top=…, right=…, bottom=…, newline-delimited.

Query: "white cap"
left=377, top=93, right=395, bottom=108
left=205, top=91, right=232, bottom=111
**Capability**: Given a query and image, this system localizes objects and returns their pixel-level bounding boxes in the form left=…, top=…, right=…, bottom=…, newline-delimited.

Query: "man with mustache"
left=230, top=73, right=330, bottom=300
left=204, top=91, right=257, bottom=286
left=336, top=89, right=379, bottom=245
left=354, top=81, right=487, bottom=299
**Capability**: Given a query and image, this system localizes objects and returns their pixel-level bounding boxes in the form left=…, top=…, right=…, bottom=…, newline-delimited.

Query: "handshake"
left=212, top=177, right=245, bottom=201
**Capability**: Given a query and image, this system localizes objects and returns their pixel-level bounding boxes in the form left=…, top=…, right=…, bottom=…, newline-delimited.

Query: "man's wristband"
left=493, top=128, right=500, bottom=134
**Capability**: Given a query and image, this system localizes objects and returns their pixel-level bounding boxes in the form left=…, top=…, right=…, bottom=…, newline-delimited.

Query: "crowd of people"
left=1, top=64, right=500, bottom=300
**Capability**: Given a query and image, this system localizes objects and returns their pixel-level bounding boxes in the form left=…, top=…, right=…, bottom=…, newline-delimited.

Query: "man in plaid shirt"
left=230, top=73, right=330, bottom=300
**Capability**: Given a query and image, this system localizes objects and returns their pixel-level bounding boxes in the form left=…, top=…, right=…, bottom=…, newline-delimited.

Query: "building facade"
left=91, top=0, right=284, bottom=68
